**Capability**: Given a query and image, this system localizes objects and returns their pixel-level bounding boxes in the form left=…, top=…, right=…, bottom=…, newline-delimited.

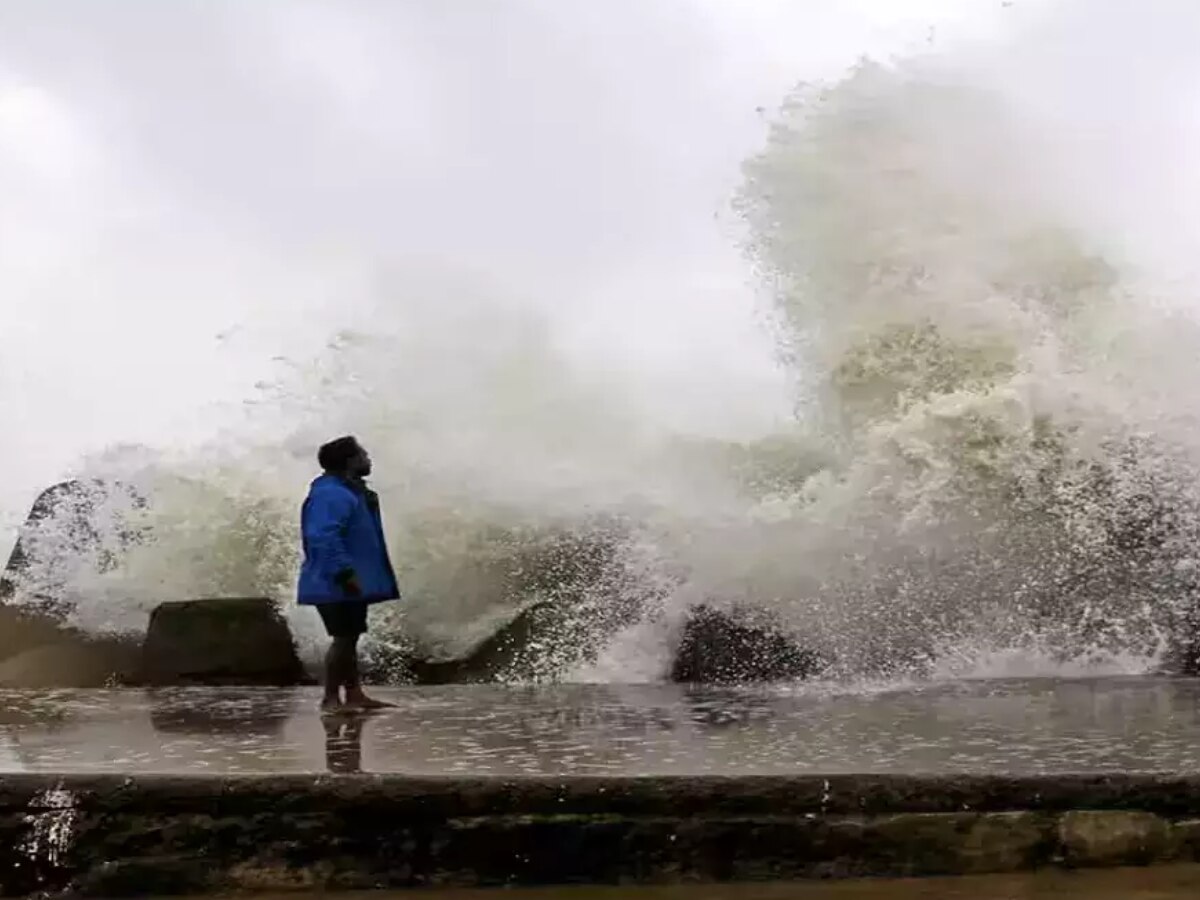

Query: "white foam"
left=8, top=3, right=1200, bottom=683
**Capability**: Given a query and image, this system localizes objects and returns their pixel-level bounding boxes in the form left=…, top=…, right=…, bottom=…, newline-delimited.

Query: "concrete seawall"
left=4, top=773, right=1200, bottom=896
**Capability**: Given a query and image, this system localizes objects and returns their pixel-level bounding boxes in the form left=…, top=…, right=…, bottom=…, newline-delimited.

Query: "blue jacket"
left=297, top=474, right=400, bottom=605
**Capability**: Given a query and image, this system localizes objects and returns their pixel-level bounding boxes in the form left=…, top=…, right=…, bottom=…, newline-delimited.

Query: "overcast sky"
left=0, top=0, right=1043, bottom=540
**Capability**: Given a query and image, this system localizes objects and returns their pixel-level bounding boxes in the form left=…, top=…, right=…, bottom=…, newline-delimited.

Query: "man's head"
left=318, top=436, right=372, bottom=478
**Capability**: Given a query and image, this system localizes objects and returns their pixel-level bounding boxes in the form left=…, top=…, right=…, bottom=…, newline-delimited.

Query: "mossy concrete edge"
left=4, top=774, right=1200, bottom=895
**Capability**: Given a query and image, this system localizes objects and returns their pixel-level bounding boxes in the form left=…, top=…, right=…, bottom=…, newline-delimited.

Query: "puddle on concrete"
left=159, top=865, right=1200, bottom=898
left=4, top=678, right=1200, bottom=775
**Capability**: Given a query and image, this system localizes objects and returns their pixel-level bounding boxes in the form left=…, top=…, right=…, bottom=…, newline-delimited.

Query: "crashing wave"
left=9, top=56, right=1200, bottom=681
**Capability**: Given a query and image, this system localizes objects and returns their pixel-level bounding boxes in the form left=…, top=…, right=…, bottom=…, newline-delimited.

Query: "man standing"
left=298, top=436, right=400, bottom=711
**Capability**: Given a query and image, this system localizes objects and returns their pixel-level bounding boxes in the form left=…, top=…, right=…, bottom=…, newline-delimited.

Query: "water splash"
left=11, top=19, right=1200, bottom=682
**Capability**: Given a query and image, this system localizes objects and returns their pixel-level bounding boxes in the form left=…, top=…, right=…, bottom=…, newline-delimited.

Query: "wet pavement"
left=3, top=677, right=1200, bottom=775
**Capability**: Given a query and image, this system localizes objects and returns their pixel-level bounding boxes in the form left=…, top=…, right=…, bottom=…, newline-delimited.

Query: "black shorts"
left=316, top=601, right=369, bottom=638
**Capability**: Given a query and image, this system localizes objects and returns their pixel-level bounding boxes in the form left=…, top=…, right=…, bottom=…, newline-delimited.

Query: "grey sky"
left=0, top=0, right=1022, bottom=544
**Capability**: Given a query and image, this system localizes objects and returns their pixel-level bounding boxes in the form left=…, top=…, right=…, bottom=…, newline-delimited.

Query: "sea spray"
left=10, top=45, right=1200, bottom=681
left=726, top=58, right=1200, bottom=675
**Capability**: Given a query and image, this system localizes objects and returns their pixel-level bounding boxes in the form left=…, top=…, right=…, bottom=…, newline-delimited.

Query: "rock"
left=369, top=599, right=824, bottom=686
left=140, top=598, right=307, bottom=686
left=1058, top=811, right=1172, bottom=867
left=1, top=479, right=145, bottom=615
left=670, top=604, right=823, bottom=683
left=0, top=605, right=72, bottom=664
left=362, top=602, right=566, bottom=685
left=1169, top=819, right=1200, bottom=861
left=406, top=602, right=559, bottom=684
left=0, top=604, right=140, bottom=688
left=0, top=640, right=139, bottom=689
left=865, top=812, right=1050, bottom=876
left=364, top=523, right=654, bottom=685
left=3, top=481, right=91, bottom=590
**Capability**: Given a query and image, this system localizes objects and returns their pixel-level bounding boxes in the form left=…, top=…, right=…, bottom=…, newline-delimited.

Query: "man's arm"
left=303, top=490, right=359, bottom=594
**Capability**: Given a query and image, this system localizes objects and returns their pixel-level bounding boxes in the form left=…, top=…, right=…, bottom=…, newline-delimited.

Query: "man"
left=298, top=436, right=400, bottom=712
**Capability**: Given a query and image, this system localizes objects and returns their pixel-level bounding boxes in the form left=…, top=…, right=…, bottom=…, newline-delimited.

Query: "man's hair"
left=318, top=436, right=361, bottom=472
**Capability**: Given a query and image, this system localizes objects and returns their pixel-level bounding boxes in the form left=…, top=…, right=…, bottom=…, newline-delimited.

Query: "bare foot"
left=343, top=693, right=394, bottom=711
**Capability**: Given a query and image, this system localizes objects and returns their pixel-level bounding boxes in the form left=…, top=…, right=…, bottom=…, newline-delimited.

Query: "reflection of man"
left=298, top=436, right=400, bottom=713
left=322, top=713, right=366, bottom=774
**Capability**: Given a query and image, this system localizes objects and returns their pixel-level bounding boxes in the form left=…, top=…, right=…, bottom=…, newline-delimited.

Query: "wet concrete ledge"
left=5, top=773, right=1200, bottom=896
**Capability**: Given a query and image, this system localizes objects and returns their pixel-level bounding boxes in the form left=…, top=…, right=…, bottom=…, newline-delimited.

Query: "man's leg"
left=343, top=633, right=362, bottom=695
left=322, top=641, right=341, bottom=709
left=318, top=603, right=353, bottom=710
left=322, top=636, right=357, bottom=710
left=342, top=606, right=394, bottom=710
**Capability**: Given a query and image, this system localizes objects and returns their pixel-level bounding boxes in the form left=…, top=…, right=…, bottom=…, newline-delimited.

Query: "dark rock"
left=364, top=523, right=654, bottom=685
left=362, top=602, right=571, bottom=685
left=402, top=602, right=560, bottom=685
left=670, top=604, right=823, bottom=683
left=0, top=641, right=140, bottom=689
left=1, top=479, right=145, bottom=615
left=1171, top=819, right=1200, bottom=860
left=0, top=605, right=70, bottom=664
left=1058, top=810, right=1172, bottom=867
left=140, top=598, right=307, bottom=686
left=372, top=597, right=828, bottom=686
left=864, top=811, right=1051, bottom=875
left=2, top=481, right=93, bottom=590
left=0, top=604, right=140, bottom=688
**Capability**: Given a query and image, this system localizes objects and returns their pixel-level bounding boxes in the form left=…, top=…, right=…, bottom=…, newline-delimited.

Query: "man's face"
left=350, top=446, right=372, bottom=478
